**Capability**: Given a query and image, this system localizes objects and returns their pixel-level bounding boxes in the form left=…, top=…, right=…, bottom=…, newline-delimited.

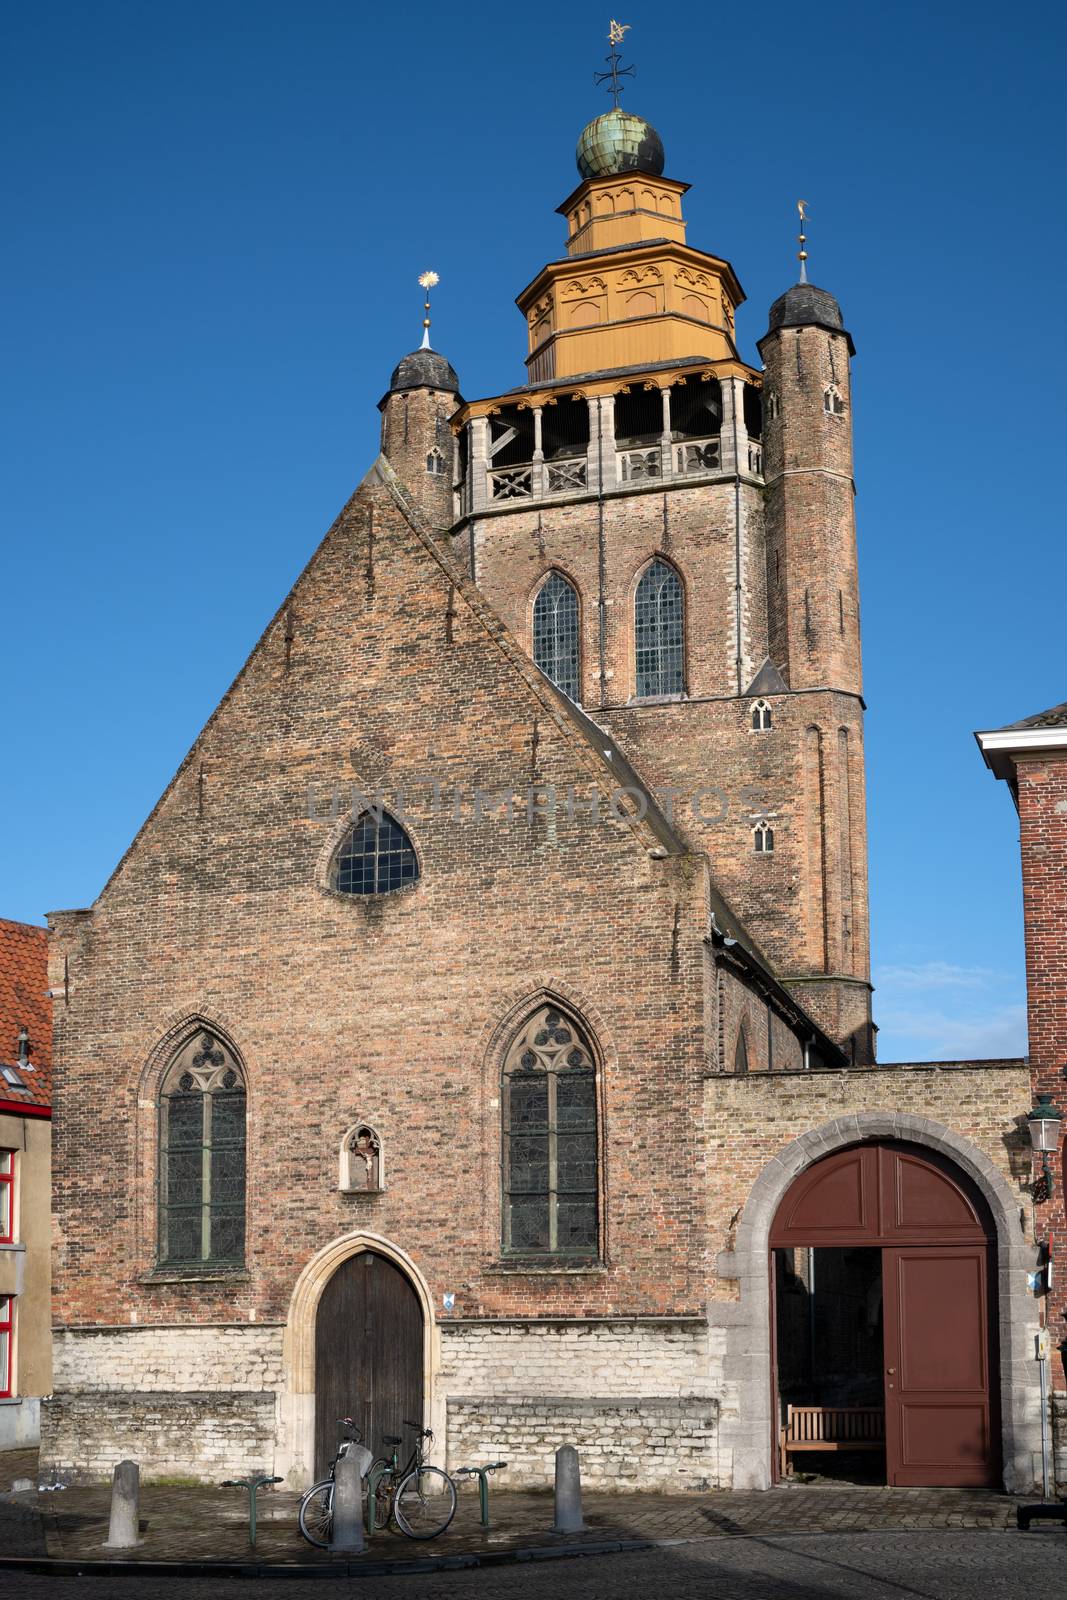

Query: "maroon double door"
left=770, top=1141, right=999, bottom=1487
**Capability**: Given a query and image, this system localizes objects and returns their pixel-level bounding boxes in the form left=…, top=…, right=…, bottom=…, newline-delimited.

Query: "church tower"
left=378, top=344, right=461, bottom=534
left=379, top=97, right=872, bottom=1061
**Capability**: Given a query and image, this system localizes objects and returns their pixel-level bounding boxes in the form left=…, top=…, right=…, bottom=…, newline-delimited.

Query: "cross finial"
left=796, top=200, right=810, bottom=284
left=418, top=270, right=439, bottom=350
left=595, top=20, right=635, bottom=107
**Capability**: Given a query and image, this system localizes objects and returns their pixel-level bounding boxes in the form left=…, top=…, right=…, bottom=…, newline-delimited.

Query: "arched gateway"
left=770, top=1141, right=997, bottom=1487
left=313, top=1250, right=423, bottom=1477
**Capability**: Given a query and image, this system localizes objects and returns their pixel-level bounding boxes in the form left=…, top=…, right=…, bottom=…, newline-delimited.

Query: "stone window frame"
left=750, top=698, right=773, bottom=732
left=315, top=806, right=425, bottom=906
left=753, top=821, right=774, bottom=854
left=529, top=566, right=583, bottom=703
left=823, top=384, right=846, bottom=416
left=627, top=552, right=688, bottom=703
left=135, top=1014, right=254, bottom=1286
left=339, top=1122, right=385, bottom=1194
left=426, top=447, right=447, bottom=477
left=500, top=1002, right=602, bottom=1263
left=157, top=1030, right=248, bottom=1272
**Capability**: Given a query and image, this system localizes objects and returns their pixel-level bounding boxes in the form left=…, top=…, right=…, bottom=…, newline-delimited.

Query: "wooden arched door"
left=770, top=1141, right=998, bottom=1488
left=314, top=1250, right=423, bottom=1477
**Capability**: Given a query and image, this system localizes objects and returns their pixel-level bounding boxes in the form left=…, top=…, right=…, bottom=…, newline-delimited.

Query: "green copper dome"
left=576, top=110, right=665, bottom=179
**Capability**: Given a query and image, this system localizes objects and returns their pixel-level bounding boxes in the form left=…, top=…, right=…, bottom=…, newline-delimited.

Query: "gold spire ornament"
left=596, top=20, right=635, bottom=106
left=796, top=200, right=809, bottom=284
left=418, top=270, right=439, bottom=350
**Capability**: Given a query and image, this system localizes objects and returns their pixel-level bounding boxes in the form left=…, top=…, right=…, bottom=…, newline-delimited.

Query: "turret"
left=378, top=346, right=462, bottom=534
left=758, top=282, right=860, bottom=695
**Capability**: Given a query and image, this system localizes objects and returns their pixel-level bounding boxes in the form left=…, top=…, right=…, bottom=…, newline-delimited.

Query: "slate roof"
left=0, top=918, right=52, bottom=1109
left=760, top=281, right=855, bottom=356
left=999, top=701, right=1067, bottom=731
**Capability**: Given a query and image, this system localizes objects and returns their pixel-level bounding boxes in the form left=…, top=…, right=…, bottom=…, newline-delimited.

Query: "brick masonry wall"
left=41, top=1391, right=276, bottom=1484
left=706, top=1062, right=1033, bottom=1289
left=1015, top=752, right=1067, bottom=1387
left=445, top=1395, right=722, bottom=1489
left=46, top=478, right=715, bottom=1347
left=452, top=415, right=870, bottom=1059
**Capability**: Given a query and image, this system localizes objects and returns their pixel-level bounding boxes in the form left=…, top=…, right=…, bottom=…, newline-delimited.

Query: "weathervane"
left=796, top=201, right=809, bottom=284
left=595, top=20, right=634, bottom=107
left=418, top=270, right=439, bottom=350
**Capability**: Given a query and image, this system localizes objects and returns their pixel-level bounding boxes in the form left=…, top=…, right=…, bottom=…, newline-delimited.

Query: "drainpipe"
left=596, top=397, right=607, bottom=701
left=732, top=381, right=743, bottom=695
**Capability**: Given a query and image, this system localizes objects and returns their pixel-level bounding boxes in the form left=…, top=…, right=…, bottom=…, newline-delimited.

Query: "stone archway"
left=715, top=1112, right=1039, bottom=1492
left=277, top=1231, right=439, bottom=1488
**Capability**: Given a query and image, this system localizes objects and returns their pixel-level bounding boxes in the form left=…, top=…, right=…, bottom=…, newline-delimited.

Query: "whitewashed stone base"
left=41, top=1391, right=275, bottom=1483
left=446, top=1395, right=721, bottom=1488
left=41, top=1319, right=725, bottom=1487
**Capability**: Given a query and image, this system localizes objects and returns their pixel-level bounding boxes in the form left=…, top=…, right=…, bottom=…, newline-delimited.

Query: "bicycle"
left=298, top=1416, right=373, bottom=1548
left=298, top=1417, right=456, bottom=1545
left=369, top=1421, right=457, bottom=1540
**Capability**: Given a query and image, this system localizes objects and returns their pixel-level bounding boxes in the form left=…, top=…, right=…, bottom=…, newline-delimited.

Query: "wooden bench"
left=779, top=1405, right=885, bottom=1476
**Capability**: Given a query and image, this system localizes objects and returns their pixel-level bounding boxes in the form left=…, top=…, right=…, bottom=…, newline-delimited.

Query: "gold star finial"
left=796, top=200, right=810, bottom=284
left=596, top=21, right=635, bottom=107
left=418, top=270, right=439, bottom=349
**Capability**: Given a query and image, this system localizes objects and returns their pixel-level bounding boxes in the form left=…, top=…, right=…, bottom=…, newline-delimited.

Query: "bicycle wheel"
left=298, top=1480, right=334, bottom=1547
left=393, top=1465, right=456, bottom=1539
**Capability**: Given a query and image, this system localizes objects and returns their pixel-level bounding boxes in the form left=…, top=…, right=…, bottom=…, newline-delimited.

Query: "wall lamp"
left=1026, top=1094, right=1063, bottom=1203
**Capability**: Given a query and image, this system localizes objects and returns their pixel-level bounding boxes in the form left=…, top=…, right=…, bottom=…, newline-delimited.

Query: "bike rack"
left=220, top=1474, right=283, bottom=1546
left=453, top=1461, right=508, bottom=1528
left=364, top=1460, right=393, bottom=1535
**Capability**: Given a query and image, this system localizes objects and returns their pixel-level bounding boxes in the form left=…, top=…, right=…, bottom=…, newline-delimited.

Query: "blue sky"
left=3, top=2, right=1063, bottom=1062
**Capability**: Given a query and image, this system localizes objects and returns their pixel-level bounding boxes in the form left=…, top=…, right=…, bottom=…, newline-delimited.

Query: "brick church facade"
left=43, top=106, right=1052, bottom=1492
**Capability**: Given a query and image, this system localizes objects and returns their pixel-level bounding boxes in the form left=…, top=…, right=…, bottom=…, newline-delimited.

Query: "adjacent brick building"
left=42, top=102, right=1049, bottom=1492
left=0, top=919, right=52, bottom=1447
left=978, top=704, right=1067, bottom=1484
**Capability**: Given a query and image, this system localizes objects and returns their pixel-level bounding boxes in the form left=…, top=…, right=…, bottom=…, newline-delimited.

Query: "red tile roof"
left=0, top=919, right=52, bottom=1110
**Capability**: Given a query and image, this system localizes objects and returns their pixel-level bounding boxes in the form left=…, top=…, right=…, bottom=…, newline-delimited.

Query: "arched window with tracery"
left=332, top=811, right=419, bottom=895
left=533, top=572, right=580, bottom=701
left=158, top=1031, right=246, bottom=1267
left=502, top=1005, right=598, bottom=1257
left=635, top=558, right=684, bottom=697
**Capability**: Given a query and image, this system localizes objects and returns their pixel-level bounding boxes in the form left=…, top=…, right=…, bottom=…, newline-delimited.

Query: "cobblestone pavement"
left=0, top=1530, right=1065, bottom=1600
left=6, top=1475, right=1028, bottom=1566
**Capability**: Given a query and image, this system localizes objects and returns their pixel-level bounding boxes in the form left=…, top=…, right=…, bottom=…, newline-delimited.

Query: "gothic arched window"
left=159, top=1031, right=246, bottom=1267
left=734, top=1025, right=750, bottom=1074
left=502, top=1006, right=598, bottom=1257
left=751, top=698, right=773, bottom=731
left=533, top=572, right=580, bottom=701
left=635, top=558, right=684, bottom=697
left=332, top=812, right=419, bottom=896
left=753, top=821, right=774, bottom=853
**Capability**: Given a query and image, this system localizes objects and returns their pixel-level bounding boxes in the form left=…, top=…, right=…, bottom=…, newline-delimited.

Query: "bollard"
left=552, top=1444, right=583, bottom=1533
left=103, top=1460, right=143, bottom=1549
left=330, top=1447, right=365, bottom=1553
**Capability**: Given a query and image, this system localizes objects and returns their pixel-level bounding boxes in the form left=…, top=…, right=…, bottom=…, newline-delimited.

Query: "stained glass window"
left=333, top=813, right=419, bottom=896
left=502, top=1006, right=598, bottom=1257
left=635, top=559, right=684, bottom=697
left=533, top=573, right=580, bottom=701
left=159, top=1032, right=246, bottom=1267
